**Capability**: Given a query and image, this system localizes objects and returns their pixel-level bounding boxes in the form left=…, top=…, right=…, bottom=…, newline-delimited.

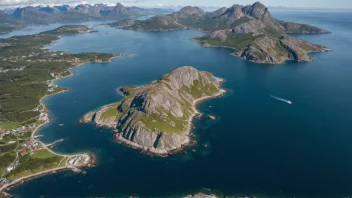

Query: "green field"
left=0, top=121, right=22, bottom=130
left=5, top=149, right=64, bottom=181
left=31, top=149, right=58, bottom=159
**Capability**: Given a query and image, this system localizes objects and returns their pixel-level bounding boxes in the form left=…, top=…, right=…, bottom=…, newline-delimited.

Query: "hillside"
left=0, top=10, right=21, bottom=34
left=111, top=2, right=330, bottom=64
left=81, top=66, right=225, bottom=155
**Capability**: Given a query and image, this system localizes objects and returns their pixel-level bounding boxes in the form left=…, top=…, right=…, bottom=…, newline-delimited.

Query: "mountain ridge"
left=6, top=3, right=172, bottom=24
left=110, top=2, right=330, bottom=64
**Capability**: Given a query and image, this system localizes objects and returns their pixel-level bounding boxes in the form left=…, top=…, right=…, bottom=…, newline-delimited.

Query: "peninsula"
left=109, top=2, right=330, bottom=64
left=81, top=66, right=225, bottom=155
left=0, top=25, right=125, bottom=191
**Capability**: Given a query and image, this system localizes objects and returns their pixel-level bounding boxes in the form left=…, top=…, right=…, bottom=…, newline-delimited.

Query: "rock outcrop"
left=81, top=66, right=225, bottom=155
left=232, top=35, right=329, bottom=64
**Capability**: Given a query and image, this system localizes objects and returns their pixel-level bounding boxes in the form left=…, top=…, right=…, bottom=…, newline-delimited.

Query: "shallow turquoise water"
left=7, top=10, right=352, bottom=197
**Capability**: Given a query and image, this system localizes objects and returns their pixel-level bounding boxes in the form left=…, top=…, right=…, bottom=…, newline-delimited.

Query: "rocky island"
left=109, top=2, right=330, bottom=64
left=81, top=66, right=225, bottom=155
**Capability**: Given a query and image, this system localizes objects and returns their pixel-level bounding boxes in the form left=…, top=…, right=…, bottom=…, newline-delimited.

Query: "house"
left=21, top=151, right=27, bottom=156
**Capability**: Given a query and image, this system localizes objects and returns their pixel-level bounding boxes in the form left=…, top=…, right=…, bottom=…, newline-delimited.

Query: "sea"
left=3, top=9, right=352, bottom=198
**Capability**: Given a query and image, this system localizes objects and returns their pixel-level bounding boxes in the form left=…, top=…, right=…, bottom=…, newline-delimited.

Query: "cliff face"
left=82, top=66, right=225, bottom=155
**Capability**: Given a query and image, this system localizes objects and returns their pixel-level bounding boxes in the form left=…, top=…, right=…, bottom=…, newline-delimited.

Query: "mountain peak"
left=177, top=6, right=205, bottom=17
left=116, top=2, right=124, bottom=8
left=252, top=1, right=266, bottom=9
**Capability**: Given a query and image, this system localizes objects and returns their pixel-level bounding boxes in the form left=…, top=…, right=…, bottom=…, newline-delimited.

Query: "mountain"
left=111, top=2, right=330, bottom=64
left=81, top=66, right=225, bottom=155
left=12, top=6, right=58, bottom=24
left=9, top=3, right=172, bottom=25
left=0, top=10, right=21, bottom=34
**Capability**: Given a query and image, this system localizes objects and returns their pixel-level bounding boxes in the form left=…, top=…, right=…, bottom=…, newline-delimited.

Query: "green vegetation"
left=143, top=112, right=187, bottom=134
left=0, top=25, right=118, bottom=124
left=0, top=134, right=17, bottom=145
left=0, top=141, right=18, bottom=153
left=196, top=33, right=263, bottom=50
left=0, top=152, right=16, bottom=174
left=181, top=80, right=220, bottom=99
left=31, top=149, right=57, bottom=159
left=100, top=104, right=120, bottom=120
left=5, top=150, right=64, bottom=180
left=0, top=121, right=22, bottom=130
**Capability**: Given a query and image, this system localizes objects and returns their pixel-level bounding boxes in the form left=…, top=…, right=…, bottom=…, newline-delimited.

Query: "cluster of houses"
left=33, top=105, right=48, bottom=122
left=0, top=125, right=36, bottom=140
left=22, top=140, right=43, bottom=153
left=1, top=140, right=43, bottom=176
left=38, top=112, right=48, bottom=122
left=46, top=79, right=59, bottom=92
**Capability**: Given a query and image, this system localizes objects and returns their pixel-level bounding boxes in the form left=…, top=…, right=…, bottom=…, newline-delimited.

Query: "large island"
left=110, top=2, right=330, bottom=64
left=81, top=66, right=225, bottom=155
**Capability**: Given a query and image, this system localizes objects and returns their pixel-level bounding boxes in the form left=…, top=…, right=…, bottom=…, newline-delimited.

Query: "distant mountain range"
left=110, top=2, right=330, bottom=64
left=0, top=10, right=22, bottom=33
left=0, top=3, right=172, bottom=33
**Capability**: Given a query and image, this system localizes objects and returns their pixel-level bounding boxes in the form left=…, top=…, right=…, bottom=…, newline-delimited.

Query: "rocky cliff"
left=111, top=2, right=330, bottom=64
left=81, top=66, right=225, bottom=155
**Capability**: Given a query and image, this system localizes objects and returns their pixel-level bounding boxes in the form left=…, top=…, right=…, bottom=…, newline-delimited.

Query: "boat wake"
left=270, top=95, right=292, bottom=104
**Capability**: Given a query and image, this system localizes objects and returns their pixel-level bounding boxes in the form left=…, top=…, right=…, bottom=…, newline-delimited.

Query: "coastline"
left=114, top=80, right=227, bottom=157
left=0, top=152, right=96, bottom=193
left=0, top=55, right=122, bottom=194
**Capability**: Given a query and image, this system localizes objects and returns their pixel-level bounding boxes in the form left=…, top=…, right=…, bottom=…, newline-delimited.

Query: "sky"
left=0, top=0, right=351, bottom=9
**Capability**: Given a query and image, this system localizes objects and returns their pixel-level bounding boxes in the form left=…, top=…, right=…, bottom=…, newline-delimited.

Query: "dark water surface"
left=8, top=10, right=352, bottom=197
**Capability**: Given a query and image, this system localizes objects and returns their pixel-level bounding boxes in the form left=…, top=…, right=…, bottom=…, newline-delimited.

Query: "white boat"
left=270, top=95, right=292, bottom=105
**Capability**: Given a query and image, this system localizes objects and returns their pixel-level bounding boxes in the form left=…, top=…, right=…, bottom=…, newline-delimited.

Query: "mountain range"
left=1, top=3, right=172, bottom=27
left=111, top=2, right=330, bottom=64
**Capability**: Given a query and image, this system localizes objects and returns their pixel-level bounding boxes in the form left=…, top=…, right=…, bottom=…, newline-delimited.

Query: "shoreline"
left=1, top=151, right=96, bottom=193
left=113, top=79, right=227, bottom=157
left=0, top=55, right=123, bottom=194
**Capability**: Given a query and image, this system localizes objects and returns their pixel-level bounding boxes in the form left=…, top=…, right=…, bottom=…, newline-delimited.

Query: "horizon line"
left=1, top=2, right=352, bottom=11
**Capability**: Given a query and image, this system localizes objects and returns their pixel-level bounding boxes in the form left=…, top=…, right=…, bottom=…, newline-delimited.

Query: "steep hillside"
left=81, top=66, right=225, bottom=155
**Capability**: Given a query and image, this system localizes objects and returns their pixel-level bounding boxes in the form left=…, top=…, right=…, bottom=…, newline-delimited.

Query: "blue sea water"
left=7, top=9, right=352, bottom=197
left=0, top=20, right=116, bottom=39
